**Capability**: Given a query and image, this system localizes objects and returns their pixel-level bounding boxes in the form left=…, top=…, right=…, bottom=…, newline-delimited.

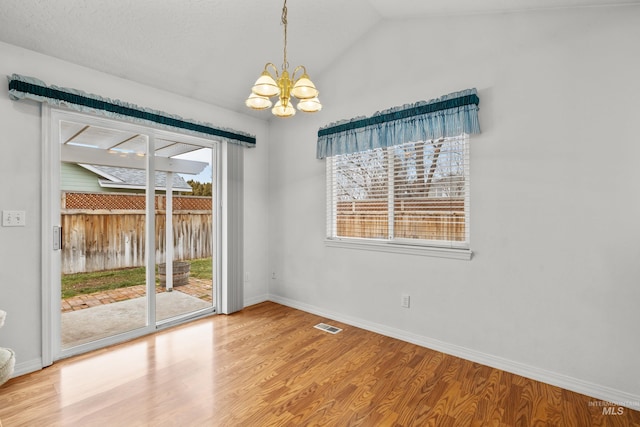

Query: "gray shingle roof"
left=81, top=164, right=192, bottom=191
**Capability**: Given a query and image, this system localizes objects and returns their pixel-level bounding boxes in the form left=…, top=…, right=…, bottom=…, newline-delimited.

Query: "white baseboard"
left=244, top=294, right=269, bottom=308
left=12, top=357, right=43, bottom=378
left=269, top=295, right=640, bottom=411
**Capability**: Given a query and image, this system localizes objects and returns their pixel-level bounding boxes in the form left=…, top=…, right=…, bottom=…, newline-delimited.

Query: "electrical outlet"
left=2, top=210, right=26, bottom=227
left=271, top=272, right=277, bottom=280
left=401, top=294, right=410, bottom=308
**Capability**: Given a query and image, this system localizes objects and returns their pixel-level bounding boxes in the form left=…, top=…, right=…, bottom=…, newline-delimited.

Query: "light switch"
left=2, top=210, right=26, bottom=227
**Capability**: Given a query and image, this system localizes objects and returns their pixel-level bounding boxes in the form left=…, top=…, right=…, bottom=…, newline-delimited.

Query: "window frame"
left=325, top=135, right=472, bottom=260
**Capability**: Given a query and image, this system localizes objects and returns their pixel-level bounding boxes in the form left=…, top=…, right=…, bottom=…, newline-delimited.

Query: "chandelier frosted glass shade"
left=272, top=99, right=296, bottom=117
left=252, top=71, right=280, bottom=97
left=291, top=73, right=319, bottom=99
left=245, top=93, right=273, bottom=110
left=297, top=97, right=322, bottom=113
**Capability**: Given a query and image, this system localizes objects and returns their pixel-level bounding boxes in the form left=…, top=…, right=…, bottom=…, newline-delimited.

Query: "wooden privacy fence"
left=61, top=192, right=212, bottom=274
left=336, top=198, right=465, bottom=241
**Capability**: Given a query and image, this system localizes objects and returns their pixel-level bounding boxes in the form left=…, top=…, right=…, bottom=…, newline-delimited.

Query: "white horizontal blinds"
left=330, top=148, right=389, bottom=239
left=328, top=135, right=469, bottom=247
left=392, top=136, right=469, bottom=246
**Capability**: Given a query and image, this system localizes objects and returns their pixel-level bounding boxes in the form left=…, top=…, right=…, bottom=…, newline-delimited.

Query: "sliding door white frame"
left=42, top=106, right=221, bottom=363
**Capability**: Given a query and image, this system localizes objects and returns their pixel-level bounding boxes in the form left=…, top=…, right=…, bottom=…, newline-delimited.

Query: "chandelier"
left=245, top=0, right=322, bottom=118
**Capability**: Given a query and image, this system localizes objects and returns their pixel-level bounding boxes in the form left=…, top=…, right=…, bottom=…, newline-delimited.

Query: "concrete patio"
left=61, top=278, right=214, bottom=348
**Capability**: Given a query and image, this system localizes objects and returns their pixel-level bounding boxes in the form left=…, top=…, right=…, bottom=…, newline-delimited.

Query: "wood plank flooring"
left=0, top=302, right=638, bottom=426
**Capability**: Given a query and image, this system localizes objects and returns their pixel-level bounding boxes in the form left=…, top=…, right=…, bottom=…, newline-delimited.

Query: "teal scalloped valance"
left=7, top=74, right=256, bottom=147
left=317, top=88, right=480, bottom=159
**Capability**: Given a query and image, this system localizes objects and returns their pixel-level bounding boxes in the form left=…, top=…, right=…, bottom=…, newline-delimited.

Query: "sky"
left=176, top=147, right=213, bottom=183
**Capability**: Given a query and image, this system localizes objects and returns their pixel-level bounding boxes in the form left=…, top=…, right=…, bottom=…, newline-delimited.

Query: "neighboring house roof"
left=79, top=164, right=192, bottom=192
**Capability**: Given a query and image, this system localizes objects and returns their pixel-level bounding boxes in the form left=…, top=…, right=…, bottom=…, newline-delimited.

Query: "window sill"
left=325, top=238, right=473, bottom=260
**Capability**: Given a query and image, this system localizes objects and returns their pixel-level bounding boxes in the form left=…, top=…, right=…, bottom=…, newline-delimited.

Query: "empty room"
left=0, top=0, right=639, bottom=425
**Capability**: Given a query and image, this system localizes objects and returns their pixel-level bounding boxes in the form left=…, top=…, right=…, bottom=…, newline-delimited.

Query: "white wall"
left=0, top=41, right=270, bottom=372
left=268, top=5, right=640, bottom=403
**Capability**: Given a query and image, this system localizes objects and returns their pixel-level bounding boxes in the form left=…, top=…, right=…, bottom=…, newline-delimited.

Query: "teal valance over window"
left=316, top=88, right=479, bottom=159
left=7, top=74, right=256, bottom=147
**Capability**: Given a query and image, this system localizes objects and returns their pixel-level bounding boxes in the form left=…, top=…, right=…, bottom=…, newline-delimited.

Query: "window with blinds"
left=326, top=135, right=470, bottom=248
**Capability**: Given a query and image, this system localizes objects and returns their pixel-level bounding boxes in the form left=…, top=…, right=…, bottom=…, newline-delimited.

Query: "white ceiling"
left=1, top=0, right=637, bottom=118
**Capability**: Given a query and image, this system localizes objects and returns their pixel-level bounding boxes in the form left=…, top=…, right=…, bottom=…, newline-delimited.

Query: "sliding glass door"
left=50, top=109, right=217, bottom=358
left=59, top=121, right=152, bottom=349
left=154, top=143, right=215, bottom=323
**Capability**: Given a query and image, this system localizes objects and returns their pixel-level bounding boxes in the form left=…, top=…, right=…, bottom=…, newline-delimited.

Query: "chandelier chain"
left=282, top=0, right=288, bottom=70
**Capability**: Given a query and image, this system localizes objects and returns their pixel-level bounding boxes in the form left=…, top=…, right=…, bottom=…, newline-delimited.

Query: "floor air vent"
left=314, top=323, right=342, bottom=334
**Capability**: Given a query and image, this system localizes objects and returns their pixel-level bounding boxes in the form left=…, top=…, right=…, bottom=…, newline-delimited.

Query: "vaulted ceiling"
left=1, top=0, right=637, bottom=117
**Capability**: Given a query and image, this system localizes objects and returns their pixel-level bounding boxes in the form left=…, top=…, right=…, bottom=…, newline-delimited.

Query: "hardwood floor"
left=0, top=302, right=638, bottom=426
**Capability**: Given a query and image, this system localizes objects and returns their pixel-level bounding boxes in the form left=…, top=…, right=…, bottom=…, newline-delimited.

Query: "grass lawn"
left=61, top=258, right=213, bottom=299
left=187, top=258, right=213, bottom=280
